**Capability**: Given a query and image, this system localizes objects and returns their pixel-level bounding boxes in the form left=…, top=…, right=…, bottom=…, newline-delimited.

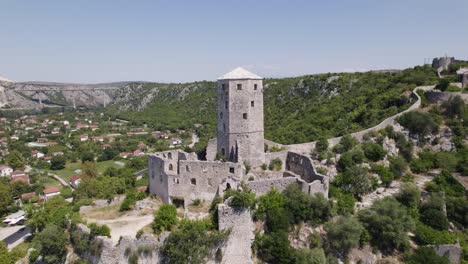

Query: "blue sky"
left=1, top=0, right=467, bottom=83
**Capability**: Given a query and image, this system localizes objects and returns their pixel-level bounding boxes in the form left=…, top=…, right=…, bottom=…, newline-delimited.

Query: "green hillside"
left=109, top=65, right=438, bottom=145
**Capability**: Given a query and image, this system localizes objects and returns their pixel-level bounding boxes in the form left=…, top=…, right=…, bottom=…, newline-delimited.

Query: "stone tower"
left=217, top=67, right=265, bottom=167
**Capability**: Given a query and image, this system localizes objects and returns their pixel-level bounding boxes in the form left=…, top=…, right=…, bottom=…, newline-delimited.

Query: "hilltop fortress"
left=148, top=68, right=328, bottom=205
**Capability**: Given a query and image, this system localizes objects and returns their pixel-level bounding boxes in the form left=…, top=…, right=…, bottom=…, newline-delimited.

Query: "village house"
left=11, top=174, right=30, bottom=184
left=37, top=138, right=48, bottom=143
left=137, top=142, right=147, bottom=149
left=31, top=150, right=45, bottom=159
left=102, top=144, right=112, bottom=150
left=0, top=165, right=13, bottom=177
left=70, top=176, right=81, bottom=188
left=92, top=136, right=104, bottom=142
left=119, top=152, right=132, bottom=159
left=52, top=151, right=64, bottom=156
left=3, top=210, right=25, bottom=225
left=170, top=138, right=182, bottom=147
left=76, top=123, right=88, bottom=130
left=21, top=192, right=36, bottom=201
left=42, top=157, right=52, bottom=163
left=43, top=186, right=61, bottom=199
left=10, top=135, right=19, bottom=141
left=80, top=134, right=89, bottom=142
left=90, top=125, right=99, bottom=131
left=133, top=149, right=145, bottom=157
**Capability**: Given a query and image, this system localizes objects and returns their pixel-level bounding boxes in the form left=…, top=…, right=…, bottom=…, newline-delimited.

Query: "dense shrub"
left=406, top=247, right=450, bottom=264
left=153, top=204, right=177, bottom=233
left=358, top=197, right=414, bottom=254
left=420, top=208, right=449, bottom=230
left=162, top=220, right=227, bottom=264
left=446, top=196, right=468, bottom=228
left=398, top=111, right=439, bottom=137
left=414, top=222, right=456, bottom=245
left=334, top=166, right=373, bottom=199
left=362, top=142, right=386, bottom=161
left=325, top=215, right=363, bottom=257
left=396, top=182, right=420, bottom=209
left=435, top=78, right=450, bottom=91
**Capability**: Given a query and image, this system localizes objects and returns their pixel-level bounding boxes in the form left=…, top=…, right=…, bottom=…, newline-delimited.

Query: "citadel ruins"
left=148, top=67, right=329, bottom=205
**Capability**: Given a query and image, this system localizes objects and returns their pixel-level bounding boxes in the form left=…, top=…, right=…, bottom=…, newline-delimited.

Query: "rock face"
left=75, top=223, right=162, bottom=264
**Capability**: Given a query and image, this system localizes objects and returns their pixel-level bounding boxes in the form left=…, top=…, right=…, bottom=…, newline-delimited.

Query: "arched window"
left=168, top=152, right=172, bottom=159
left=169, top=164, right=173, bottom=171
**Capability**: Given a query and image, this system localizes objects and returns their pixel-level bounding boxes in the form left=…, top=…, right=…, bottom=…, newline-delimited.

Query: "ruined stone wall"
left=206, top=138, right=218, bottom=161
left=75, top=224, right=162, bottom=264
left=245, top=177, right=298, bottom=197
left=217, top=203, right=254, bottom=264
left=217, top=78, right=265, bottom=167
left=285, top=152, right=329, bottom=197
left=461, top=74, right=468, bottom=88
left=264, top=151, right=288, bottom=171
left=432, top=57, right=455, bottom=70
left=169, top=160, right=243, bottom=202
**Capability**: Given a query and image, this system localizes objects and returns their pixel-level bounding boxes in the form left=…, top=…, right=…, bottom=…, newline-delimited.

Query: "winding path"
left=266, top=85, right=435, bottom=154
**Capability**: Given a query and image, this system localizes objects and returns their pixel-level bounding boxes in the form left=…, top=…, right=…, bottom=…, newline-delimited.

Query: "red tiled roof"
left=11, top=175, right=29, bottom=183
left=70, top=175, right=80, bottom=182
left=21, top=192, right=36, bottom=199
left=43, top=186, right=60, bottom=194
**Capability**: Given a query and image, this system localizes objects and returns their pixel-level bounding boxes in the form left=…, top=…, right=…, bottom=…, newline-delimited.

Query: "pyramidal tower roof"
left=218, top=67, right=262, bottom=80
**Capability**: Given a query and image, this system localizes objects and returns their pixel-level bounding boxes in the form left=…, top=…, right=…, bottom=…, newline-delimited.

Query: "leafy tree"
left=398, top=111, right=439, bottom=137
left=407, top=247, right=449, bottom=264
left=329, top=186, right=356, bottom=215
left=283, top=184, right=312, bottom=223
left=442, top=95, right=466, bottom=118
left=414, top=222, right=456, bottom=245
left=325, top=215, right=363, bottom=257
left=6, top=150, right=26, bottom=170
left=389, top=156, right=407, bottom=178
left=396, top=182, right=420, bottom=209
left=163, top=220, right=226, bottom=264
left=358, top=197, right=414, bottom=254
left=153, top=204, right=177, bottom=233
left=435, top=78, right=450, bottom=92
left=255, top=231, right=296, bottom=264
left=334, top=166, right=373, bottom=199
left=446, top=196, right=468, bottom=228
left=50, top=155, right=66, bottom=170
left=35, top=224, right=68, bottom=264
left=227, top=189, right=256, bottom=208
left=371, top=164, right=393, bottom=187
left=337, top=149, right=364, bottom=172
left=294, top=248, right=326, bottom=264
left=0, top=182, right=13, bottom=215
left=363, top=142, right=386, bottom=161
left=255, top=188, right=285, bottom=220
left=81, top=161, right=98, bottom=178
left=80, top=151, right=94, bottom=163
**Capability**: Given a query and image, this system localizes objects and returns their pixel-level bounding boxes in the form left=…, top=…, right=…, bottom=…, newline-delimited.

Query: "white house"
left=43, top=186, right=61, bottom=199
left=3, top=210, right=25, bottom=225
left=79, top=134, right=89, bottom=142
left=0, top=165, right=13, bottom=177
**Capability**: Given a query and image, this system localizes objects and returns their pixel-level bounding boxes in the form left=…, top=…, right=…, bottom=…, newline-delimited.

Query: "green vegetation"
left=152, top=204, right=177, bottom=233
left=358, top=197, right=414, bottom=254
left=162, top=219, right=227, bottom=264
left=111, top=66, right=437, bottom=147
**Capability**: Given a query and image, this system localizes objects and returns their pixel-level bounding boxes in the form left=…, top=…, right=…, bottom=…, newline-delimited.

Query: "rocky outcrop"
left=74, top=223, right=162, bottom=264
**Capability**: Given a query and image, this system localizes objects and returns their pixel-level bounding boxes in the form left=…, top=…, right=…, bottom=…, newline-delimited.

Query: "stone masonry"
left=148, top=67, right=329, bottom=205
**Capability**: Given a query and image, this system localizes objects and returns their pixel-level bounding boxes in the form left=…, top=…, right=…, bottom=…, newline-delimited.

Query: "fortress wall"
left=245, top=177, right=298, bottom=197
left=278, top=86, right=430, bottom=154
left=170, top=160, right=242, bottom=202
left=264, top=151, right=288, bottom=171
